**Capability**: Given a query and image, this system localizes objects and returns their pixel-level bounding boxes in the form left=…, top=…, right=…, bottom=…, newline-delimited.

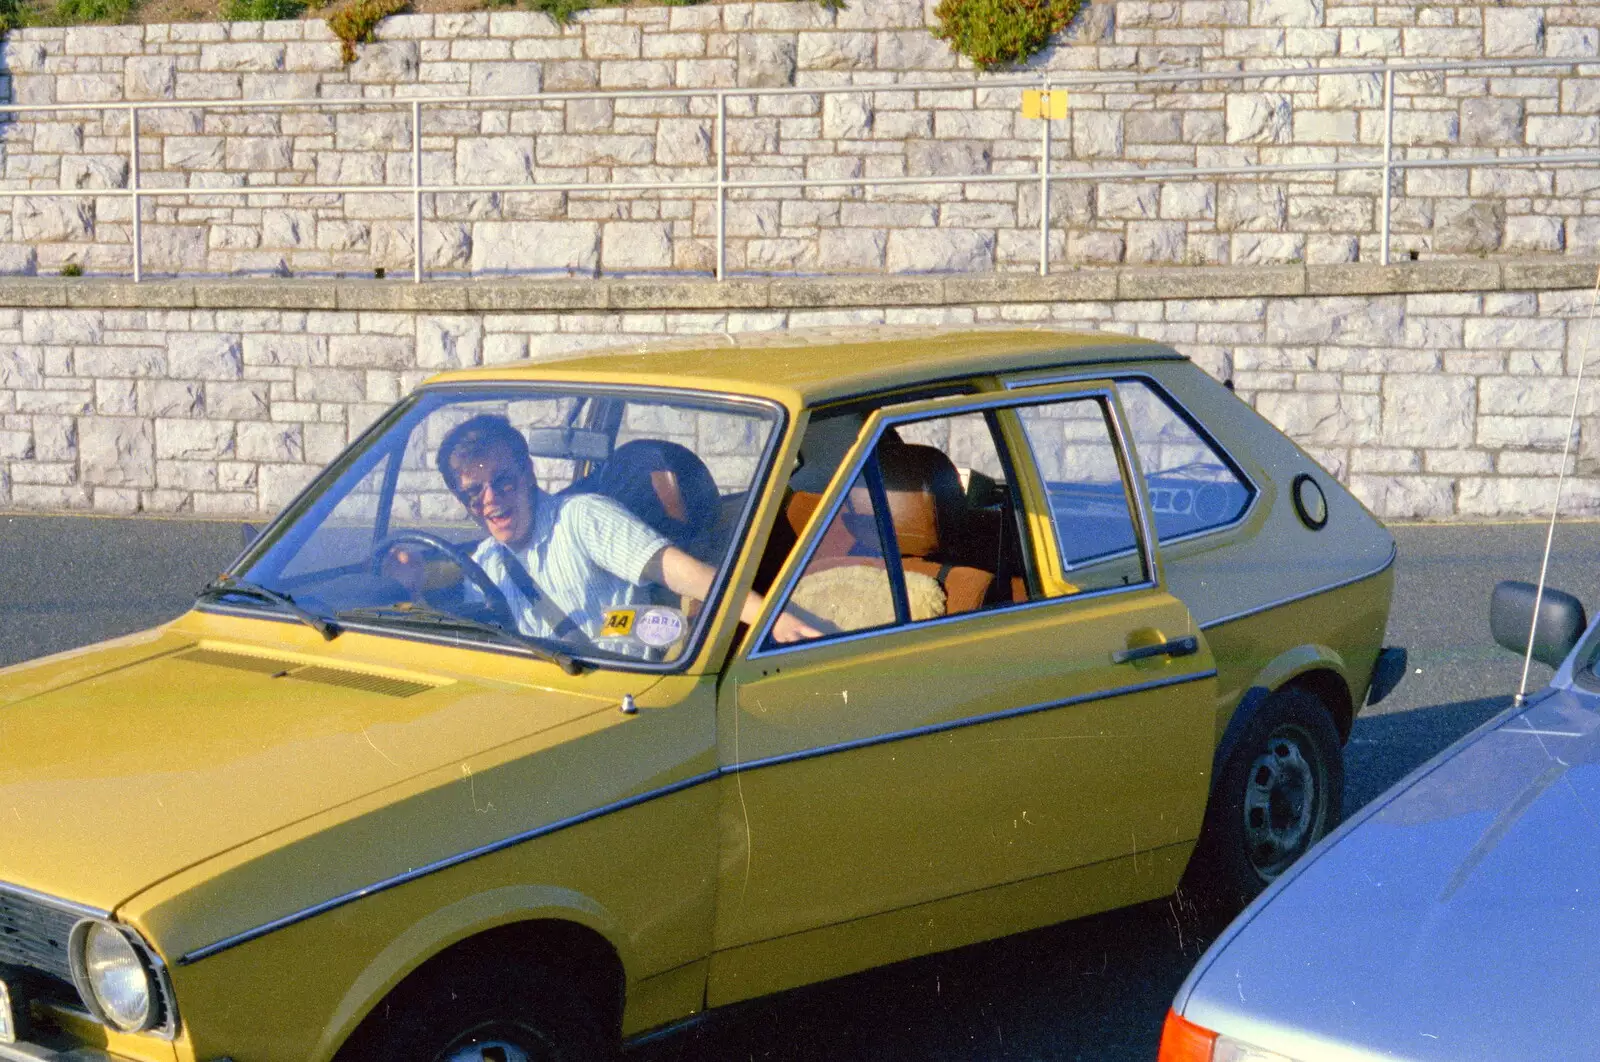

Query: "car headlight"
left=68, top=920, right=157, bottom=1032
left=1212, top=1037, right=1298, bottom=1062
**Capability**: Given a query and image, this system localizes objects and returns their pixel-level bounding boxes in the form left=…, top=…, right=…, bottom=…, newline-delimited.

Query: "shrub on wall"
left=931, top=0, right=1082, bottom=69
left=326, top=0, right=405, bottom=61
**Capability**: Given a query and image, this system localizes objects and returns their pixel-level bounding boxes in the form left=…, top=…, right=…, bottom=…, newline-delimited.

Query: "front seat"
left=594, top=439, right=721, bottom=559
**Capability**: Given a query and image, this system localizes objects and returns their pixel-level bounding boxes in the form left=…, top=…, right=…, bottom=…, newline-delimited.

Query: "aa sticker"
left=599, top=609, right=636, bottom=638
left=635, top=607, right=685, bottom=647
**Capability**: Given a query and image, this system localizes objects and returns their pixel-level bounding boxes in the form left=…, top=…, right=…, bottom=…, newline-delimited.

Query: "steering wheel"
left=374, top=531, right=518, bottom=632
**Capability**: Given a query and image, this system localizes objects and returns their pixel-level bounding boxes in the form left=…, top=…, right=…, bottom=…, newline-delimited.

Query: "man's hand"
left=769, top=610, right=823, bottom=643
left=380, top=546, right=427, bottom=598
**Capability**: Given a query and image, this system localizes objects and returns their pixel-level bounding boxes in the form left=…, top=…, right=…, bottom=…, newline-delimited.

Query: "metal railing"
left=1, top=54, right=1597, bottom=282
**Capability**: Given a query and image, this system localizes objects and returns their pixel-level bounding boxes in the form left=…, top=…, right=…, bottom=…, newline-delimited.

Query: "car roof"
left=428, top=326, right=1185, bottom=407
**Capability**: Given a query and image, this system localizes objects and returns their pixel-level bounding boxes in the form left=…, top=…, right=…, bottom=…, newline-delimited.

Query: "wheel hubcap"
left=1241, top=725, right=1323, bottom=879
left=441, top=1041, right=532, bottom=1062
left=433, top=1018, right=559, bottom=1062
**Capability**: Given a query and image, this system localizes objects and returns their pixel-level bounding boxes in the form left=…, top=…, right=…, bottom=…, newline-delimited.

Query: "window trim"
left=748, top=383, right=1160, bottom=661
left=1001, top=369, right=1261, bottom=550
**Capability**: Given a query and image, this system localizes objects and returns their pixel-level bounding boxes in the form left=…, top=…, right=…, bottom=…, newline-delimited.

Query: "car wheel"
left=348, top=963, right=614, bottom=1062
left=1184, top=685, right=1343, bottom=912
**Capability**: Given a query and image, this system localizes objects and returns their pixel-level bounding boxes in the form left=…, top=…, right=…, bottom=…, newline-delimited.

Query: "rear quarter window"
left=1117, top=378, right=1254, bottom=541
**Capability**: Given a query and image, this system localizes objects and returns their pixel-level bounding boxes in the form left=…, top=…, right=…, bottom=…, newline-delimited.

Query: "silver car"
left=1160, top=579, right=1599, bottom=1062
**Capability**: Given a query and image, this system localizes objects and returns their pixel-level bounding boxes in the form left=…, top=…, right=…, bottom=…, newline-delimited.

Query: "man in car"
left=426, top=414, right=818, bottom=647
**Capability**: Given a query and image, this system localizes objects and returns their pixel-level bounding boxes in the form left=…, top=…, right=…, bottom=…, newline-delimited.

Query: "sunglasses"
left=456, top=470, right=524, bottom=509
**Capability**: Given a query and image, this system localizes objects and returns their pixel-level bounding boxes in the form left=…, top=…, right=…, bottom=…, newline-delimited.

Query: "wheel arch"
left=318, top=886, right=629, bottom=1062
left=1284, top=667, right=1356, bottom=743
left=1215, top=645, right=1355, bottom=777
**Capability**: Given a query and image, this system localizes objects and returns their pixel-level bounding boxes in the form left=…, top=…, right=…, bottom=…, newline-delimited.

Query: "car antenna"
left=1516, top=263, right=1600, bottom=707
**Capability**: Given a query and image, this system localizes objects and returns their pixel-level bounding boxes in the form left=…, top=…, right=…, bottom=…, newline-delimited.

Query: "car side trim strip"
left=1197, top=541, right=1397, bottom=632
left=728, top=668, right=1217, bottom=775
left=176, top=667, right=1215, bottom=967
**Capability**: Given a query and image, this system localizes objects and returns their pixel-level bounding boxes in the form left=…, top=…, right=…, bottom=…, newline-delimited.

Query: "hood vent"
left=177, top=649, right=434, bottom=698
left=179, top=648, right=294, bottom=675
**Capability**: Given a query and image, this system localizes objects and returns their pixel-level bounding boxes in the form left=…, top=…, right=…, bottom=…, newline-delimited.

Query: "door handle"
left=1112, top=635, right=1199, bottom=665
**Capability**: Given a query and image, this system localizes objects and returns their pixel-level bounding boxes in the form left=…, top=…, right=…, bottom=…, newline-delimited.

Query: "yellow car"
left=0, top=327, right=1398, bottom=1062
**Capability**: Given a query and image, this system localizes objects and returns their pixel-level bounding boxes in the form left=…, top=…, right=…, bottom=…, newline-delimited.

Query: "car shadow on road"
left=638, top=892, right=1234, bottom=1062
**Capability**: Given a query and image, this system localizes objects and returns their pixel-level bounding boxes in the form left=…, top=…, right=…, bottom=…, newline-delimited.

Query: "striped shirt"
left=471, top=487, right=670, bottom=643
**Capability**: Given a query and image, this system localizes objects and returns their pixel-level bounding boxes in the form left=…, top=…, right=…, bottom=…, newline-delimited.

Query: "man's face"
left=452, top=441, right=536, bottom=549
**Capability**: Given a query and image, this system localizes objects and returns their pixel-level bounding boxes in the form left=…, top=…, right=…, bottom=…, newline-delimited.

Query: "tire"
left=346, top=961, right=615, bottom=1062
left=1182, top=685, right=1344, bottom=913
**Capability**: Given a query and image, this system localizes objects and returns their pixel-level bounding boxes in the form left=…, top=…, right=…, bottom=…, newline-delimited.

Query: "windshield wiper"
left=336, top=603, right=584, bottom=675
left=197, top=576, right=339, bottom=641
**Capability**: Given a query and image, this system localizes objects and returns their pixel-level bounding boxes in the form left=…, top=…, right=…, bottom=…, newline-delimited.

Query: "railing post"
left=1381, top=66, right=1394, bottom=266
left=412, top=98, right=423, bottom=284
left=130, top=106, right=142, bottom=284
left=1039, top=78, right=1051, bottom=277
left=715, top=90, right=726, bottom=282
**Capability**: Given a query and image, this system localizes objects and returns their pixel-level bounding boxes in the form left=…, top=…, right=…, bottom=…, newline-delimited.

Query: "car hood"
left=1179, top=685, right=1600, bottom=1062
left=0, top=628, right=618, bottom=913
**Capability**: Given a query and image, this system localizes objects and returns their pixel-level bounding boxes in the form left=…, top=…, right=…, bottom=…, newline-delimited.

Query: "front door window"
left=765, top=407, right=1034, bottom=650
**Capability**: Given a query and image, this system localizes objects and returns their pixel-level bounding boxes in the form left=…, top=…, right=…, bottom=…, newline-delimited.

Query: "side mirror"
left=1490, top=580, right=1587, bottom=669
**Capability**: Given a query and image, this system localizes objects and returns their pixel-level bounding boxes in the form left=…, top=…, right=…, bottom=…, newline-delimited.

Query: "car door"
left=707, top=382, right=1219, bottom=1004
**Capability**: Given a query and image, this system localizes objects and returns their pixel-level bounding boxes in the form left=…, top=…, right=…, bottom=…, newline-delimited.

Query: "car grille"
left=0, top=887, right=80, bottom=986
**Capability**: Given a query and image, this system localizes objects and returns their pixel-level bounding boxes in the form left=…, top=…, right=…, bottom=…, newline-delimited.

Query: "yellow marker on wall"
left=1021, top=89, right=1069, bottom=120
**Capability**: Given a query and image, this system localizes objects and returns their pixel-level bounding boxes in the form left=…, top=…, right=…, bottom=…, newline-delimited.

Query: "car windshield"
left=221, top=384, right=783, bottom=669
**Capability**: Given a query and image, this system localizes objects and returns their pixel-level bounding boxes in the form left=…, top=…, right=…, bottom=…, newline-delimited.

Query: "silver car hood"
left=1177, top=685, right=1600, bottom=1062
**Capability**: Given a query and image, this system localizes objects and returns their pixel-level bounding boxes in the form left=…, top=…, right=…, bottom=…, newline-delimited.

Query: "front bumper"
left=0, top=1034, right=121, bottom=1062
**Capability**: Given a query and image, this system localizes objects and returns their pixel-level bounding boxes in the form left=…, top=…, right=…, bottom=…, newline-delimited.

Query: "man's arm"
left=644, top=546, right=820, bottom=643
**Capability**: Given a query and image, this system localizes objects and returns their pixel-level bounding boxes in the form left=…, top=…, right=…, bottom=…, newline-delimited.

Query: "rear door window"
left=1014, top=395, right=1151, bottom=594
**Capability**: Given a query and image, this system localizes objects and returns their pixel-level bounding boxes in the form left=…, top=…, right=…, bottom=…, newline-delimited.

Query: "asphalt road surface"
left=1, top=513, right=1598, bottom=1061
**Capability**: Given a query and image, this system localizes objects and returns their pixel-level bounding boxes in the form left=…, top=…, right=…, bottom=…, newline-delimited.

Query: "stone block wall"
left=1, top=263, right=1597, bottom=522
left=0, top=0, right=1597, bottom=278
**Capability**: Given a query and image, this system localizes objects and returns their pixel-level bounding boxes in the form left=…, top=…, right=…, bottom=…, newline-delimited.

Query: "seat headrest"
left=596, top=439, right=719, bottom=549
left=788, top=489, right=859, bottom=560
left=878, top=443, right=966, bottom=559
